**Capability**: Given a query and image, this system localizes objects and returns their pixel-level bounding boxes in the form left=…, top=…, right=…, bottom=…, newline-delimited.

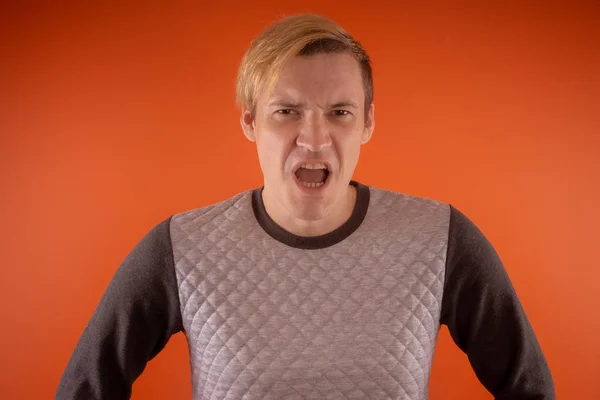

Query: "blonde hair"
left=236, top=14, right=373, bottom=117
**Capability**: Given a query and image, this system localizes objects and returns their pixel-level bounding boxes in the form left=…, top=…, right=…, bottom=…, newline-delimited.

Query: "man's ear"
left=240, top=108, right=256, bottom=142
left=362, top=103, right=375, bottom=144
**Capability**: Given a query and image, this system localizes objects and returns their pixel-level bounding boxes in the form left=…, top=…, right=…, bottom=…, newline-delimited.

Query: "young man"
left=57, top=14, right=555, bottom=400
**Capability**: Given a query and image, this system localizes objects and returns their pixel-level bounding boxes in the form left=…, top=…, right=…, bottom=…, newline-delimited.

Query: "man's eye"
left=332, top=110, right=351, bottom=116
left=276, top=109, right=294, bottom=115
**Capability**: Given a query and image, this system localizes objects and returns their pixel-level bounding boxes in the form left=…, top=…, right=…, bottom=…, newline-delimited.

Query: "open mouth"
left=294, top=162, right=330, bottom=188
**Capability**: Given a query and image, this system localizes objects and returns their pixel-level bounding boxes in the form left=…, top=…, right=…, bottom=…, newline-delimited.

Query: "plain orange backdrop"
left=1, top=2, right=599, bottom=399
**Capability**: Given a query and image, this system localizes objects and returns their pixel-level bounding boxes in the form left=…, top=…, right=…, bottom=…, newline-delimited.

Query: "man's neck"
left=262, top=184, right=357, bottom=237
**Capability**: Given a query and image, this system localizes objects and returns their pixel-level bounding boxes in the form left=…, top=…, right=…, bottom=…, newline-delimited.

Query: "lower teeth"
left=300, top=181, right=324, bottom=188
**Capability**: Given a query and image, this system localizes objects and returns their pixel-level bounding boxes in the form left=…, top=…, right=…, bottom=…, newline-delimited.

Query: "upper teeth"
left=301, top=163, right=327, bottom=170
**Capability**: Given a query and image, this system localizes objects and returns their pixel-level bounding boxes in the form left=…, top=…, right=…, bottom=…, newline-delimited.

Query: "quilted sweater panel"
left=170, top=187, right=451, bottom=400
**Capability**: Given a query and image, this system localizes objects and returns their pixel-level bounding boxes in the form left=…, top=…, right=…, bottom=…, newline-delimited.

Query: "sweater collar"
left=251, top=181, right=370, bottom=249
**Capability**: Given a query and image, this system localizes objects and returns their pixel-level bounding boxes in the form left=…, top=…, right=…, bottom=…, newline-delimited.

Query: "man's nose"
left=296, top=114, right=332, bottom=152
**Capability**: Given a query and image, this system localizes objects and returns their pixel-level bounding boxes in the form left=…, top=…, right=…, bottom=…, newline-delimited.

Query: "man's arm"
left=56, top=218, right=183, bottom=400
left=440, top=206, right=555, bottom=399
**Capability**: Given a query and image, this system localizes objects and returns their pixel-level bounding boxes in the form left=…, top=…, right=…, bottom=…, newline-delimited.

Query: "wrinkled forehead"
left=267, top=53, right=365, bottom=106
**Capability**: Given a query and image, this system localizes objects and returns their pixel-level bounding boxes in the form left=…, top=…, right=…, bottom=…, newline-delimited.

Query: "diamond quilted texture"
left=170, top=187, right=450, bottom=400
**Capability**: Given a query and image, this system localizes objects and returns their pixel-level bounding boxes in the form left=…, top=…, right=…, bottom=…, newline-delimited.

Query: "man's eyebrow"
left=266, top=100, right=305, bottom=108
left=266, top=100, right=359, bottom=109
left=330, top=101, right=358, bottom=109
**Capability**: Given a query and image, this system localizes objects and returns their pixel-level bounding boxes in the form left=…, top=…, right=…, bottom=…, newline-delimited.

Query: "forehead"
left=270, top=52, right=364, bottom=104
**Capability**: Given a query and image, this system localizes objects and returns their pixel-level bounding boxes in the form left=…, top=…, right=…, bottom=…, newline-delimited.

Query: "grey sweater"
left=56, top=182, right=555, bottom=399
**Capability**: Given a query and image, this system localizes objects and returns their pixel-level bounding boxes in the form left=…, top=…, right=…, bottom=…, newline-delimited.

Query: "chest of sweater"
left=171, top=189, right=449, bottom=399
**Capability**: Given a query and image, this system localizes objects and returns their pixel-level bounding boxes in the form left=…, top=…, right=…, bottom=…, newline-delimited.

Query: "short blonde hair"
left=236, top=14, right=373, bottom=117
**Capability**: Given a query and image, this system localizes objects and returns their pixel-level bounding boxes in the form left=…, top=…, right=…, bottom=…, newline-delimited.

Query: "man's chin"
left=283, top=189, right=329, bottom=217
left=293, top=207, right=327, bottom=222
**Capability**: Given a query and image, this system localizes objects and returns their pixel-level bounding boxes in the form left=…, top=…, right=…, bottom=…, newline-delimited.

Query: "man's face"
left=241, top=52, right=374, bottom=223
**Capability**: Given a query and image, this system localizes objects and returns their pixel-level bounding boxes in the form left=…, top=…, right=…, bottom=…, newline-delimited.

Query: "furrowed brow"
left=330, top=101, right=358, bottom=109
left=266, top=99, right=305, bottom=109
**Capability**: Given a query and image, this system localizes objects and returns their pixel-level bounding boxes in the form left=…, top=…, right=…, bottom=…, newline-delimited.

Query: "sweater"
left=56, top=181, right=555, bottom=399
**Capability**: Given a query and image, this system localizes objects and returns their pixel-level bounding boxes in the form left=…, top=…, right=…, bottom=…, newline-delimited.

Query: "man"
left=57, top=14, right=555, bottom=400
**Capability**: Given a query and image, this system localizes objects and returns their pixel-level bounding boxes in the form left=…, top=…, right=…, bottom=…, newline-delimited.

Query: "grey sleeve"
left=56, top=217, right=183, bottom=400
left=440, top=205, right=555, bottom=399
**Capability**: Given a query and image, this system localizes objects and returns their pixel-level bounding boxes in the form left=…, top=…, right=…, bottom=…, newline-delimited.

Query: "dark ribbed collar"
left=251, top=181, right=370, bottom=249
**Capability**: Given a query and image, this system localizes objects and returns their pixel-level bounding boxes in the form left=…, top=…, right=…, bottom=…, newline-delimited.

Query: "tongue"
left=296, top=168, right=326, bottom=183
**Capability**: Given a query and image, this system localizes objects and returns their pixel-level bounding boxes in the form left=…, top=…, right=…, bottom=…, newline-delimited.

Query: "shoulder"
left=365, top=184, right=451, bottom=225
left=367, top=184, right=448, bottom=210
left=164, top=189, right=257, bottom=252
left=171, top=189, right=254, bottom=229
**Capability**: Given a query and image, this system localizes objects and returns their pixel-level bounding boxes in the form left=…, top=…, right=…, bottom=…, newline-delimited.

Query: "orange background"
left=1, top=2, right=599, bottom=399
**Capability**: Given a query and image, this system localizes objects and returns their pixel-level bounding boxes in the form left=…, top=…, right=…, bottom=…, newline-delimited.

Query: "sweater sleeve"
left=440, top=205, right=555, bottom=399
left=56, top=217, right=183, bottom=400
